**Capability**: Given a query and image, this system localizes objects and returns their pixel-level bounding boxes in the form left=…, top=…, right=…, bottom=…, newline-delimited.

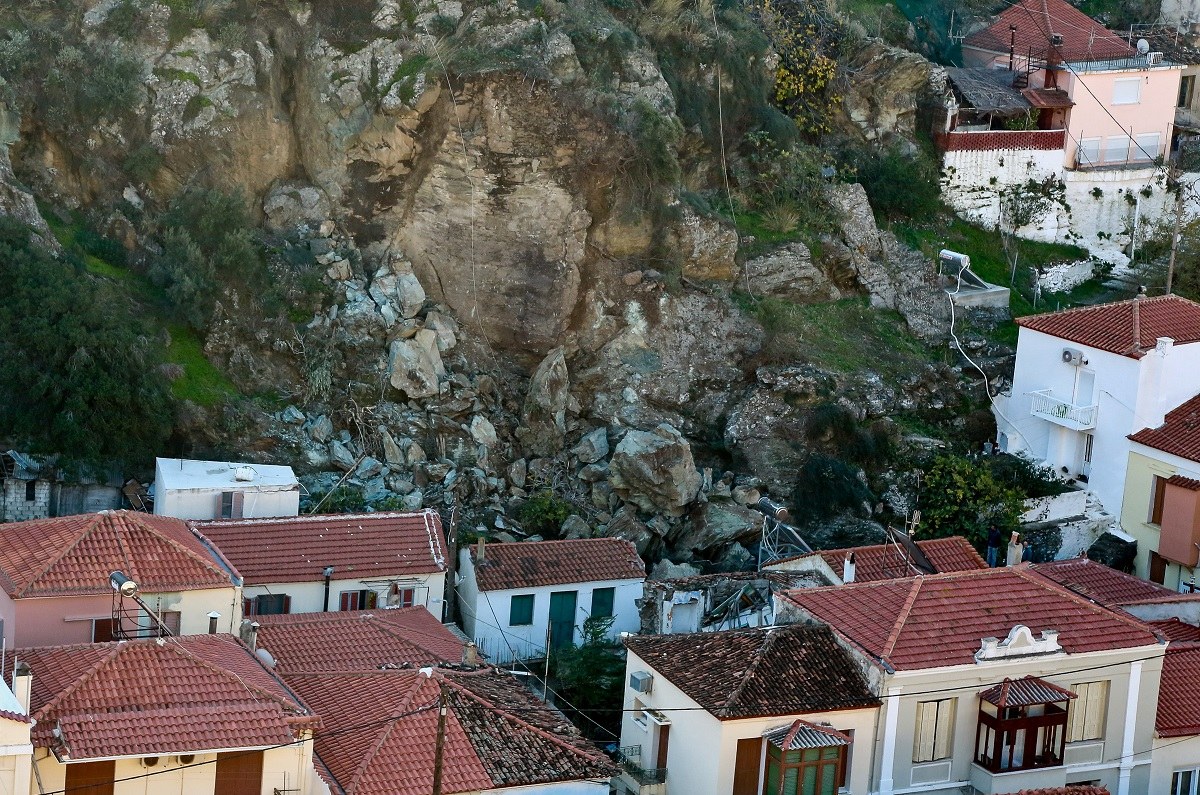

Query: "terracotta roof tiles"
left=1150, top=618, right=1200, bottom=642
left=622, top=624, right=879, bottom=719
left=979, top=676, right=1076, bottom=707
left=286, top=669, right=614, bottom=795
left=1130, top=393, right=1200, bottom=463
left=0, top=511, right=235, bottom=598
left=6, top=635, right=315, bottom=759
left=770, top=536, right=987, bottom=581
left=1157, top=642, right=1200, bottom=736
left=782, top=566, right=1160, bottom=671
left=254, top=607, right=467, bottom=673
left=469, top=538, right=645, bottom=592
left=192, top=510, right=446, bottom=584
left=964, top=0, right=1133, bottom=63
left=1016, top=295, right=1200, bottom=358
left=1029, top=557, right=1200, bottom=607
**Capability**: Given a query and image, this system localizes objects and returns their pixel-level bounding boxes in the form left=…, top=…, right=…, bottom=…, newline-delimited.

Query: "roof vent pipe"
left=843, top=552, right=857, bottom=584
left=476, top=537, right=485, bottom=563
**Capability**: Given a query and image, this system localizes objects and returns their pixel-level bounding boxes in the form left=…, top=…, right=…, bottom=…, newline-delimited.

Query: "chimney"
left=843, top=552, right=856, bottom=584
left=207, top=611, right=220, bottom=635
left=476, top=537, right=485, bottom=563
left=239, top=619, right=260, bottom=650
left=463, top=642, right=480, bottom=667
left=12, top=661, right=30, bottom=715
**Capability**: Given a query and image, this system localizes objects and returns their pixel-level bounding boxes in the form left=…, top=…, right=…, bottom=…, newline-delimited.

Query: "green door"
left=548, top=590, right=578, bottom=650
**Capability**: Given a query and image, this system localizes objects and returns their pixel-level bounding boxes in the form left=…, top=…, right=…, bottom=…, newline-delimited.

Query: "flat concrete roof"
left=155, top=457, right=299, bottom=491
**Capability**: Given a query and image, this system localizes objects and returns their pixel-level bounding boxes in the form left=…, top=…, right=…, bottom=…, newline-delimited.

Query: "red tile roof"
left=6, top=635, right=315, bottom=759
left=999, top=788, right=1109, bottom=795
left=192, top=510, right=445, bottom=585
left=1150, top=618, right=1200, bottom=642
left=1157, top=642, right=1200, bottom=736
left=781, top=566, right=1160, bottom=671
left=254, top=607, right=467, bottom=673
left=286, top=669, right=614, bottom=795
left=0, top=511, right=235, bottom=598
left=1030, top=557, right=1200, bottom=607
left=1169, top=474, right=1200, bottom=490
left=979, top=676, right=1076, bottom=707
left=623, top=625, right=879, bottom=719
left=771, top=536, right=987, bottom=581
left=1130, top=393, right=1200, bottom=463
left=469, top=538, right=645, bottom=592
left=964, top=0, right=1133, bottom=63
left=1016, top=295, right=1200, bottom=358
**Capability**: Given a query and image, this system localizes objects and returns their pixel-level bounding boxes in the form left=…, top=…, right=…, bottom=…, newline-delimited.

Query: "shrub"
left=42, top=44, right=142, bottom=132
left=985, top=453, right=1071, bottom=498
left=123, top=143, right=164, bottom=183
left=518, top=490, right=573, bottom=536
left=917, top=455, right=1023, bottom=547
left=149, top=228, right=216, bottom=329
left=853, top=144, right=941, bottom=222
left=792, top=453, right=873, bottom=523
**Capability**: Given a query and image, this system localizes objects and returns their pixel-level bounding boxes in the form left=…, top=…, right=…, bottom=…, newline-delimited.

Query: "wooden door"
left=655, top=723, right=670, bottom=770
left=65, top=760, right=115, bottom=795
left=214, top=751, right=263, bottom=795
left=548, top=590, right=577, bottom=650
left=1151, top=551, right=1168, bottom=584
left=732, top=738, right=762, bottom=795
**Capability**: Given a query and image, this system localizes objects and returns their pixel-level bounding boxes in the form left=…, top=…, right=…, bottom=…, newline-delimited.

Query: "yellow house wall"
left=1121, top=448, right=1200, bottom=589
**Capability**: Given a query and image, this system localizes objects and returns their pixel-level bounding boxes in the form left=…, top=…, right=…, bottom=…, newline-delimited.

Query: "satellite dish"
left=255, top=648, right=277, bottom=668
left=1137, top=38, right=1151, bottom=55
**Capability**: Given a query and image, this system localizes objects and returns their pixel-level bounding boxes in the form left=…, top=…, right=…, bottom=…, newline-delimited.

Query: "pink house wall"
left=12, top=595, right=114, bottom=647
left=0, top=593, right=14, bottom=647
left=1064, top=67, right=1182, bottom=167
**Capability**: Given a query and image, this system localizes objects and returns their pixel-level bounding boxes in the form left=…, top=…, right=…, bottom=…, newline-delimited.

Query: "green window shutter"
left=510, top=594, right=535, bottom=626
left=592, top=587, right=615, bottom=618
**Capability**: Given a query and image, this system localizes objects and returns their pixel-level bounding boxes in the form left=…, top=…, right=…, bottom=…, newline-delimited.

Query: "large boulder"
left=388, top=332, right=444, bottom=399
left=743, top=241, right=842, bottom=303
left=369, top=259, right=426, bottom=320
left=517, top=347, right=570, bottom=457
left=601, top=505, right=659, bottom=557
left=671, top=502, right=764, bottom=554
left=609, top=423, right=702, bottom=517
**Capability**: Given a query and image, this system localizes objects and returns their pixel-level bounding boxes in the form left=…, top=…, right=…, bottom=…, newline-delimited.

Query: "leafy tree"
left=517, top=490, right=573, bottom=537
left=916, top=455, right=1023, bottom=548
left=792, top=453, right=873, bottom=524
left=550, top=615, right=626, bottom=740
left=0, top=218, right=172, bottom=467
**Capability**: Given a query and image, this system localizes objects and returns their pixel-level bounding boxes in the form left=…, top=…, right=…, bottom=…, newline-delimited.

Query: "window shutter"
left=1113, top=78, right=1141, bottom=104
left=915, top=702, right=936, bottom=761
left=282, top=595, right=292, bottom=614
left=365, top=590, right=378, bottom=609
left=231, top=491, right=245, bottom=519
left=1084, top=681, right=1106, bottom=739
left=243, top=597, right=255, bottom=617
left=933, top=700, right=954, bottom=759
left=1153, top=476, right=1167, bottom=524
left=340, top=592, right=356, bottom=611
left=732, top=738, right=762, bottom=795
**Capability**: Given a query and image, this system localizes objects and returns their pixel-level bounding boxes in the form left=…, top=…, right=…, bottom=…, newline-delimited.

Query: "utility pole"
left=432, top=678, right=447, bottom=795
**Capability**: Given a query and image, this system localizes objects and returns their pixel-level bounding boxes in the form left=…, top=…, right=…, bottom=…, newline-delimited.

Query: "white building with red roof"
left=457, top=538, right=646, bottom=663
left=4, top=633, right=318, bottom=795
left=938, top=0, right=1189, bottom=258
left=0, top=511, right=241, bottom=647
left=994, top=295, right=1200, bottom=518
left=778, top=565, right=1166, bottom=795
left=193, top=509, right=447, bottom=619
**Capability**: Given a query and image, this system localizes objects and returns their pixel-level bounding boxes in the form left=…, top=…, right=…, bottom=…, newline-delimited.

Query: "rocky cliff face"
left=2, top=0, right=970, bottom=565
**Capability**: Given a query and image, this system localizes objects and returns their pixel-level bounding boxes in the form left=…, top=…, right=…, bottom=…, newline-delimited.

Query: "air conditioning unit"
left=1061, top=348, right=1086, bottom=366
left=629, top=671, right=654, bottom=694
left=1148, top=51, right=1164, bottom=65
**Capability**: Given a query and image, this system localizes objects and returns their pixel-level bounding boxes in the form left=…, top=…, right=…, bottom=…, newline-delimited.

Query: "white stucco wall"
left=155, top=486, right=300, bottom=521
left=489, top=781, right=609, bottom=795
left=619, top=651, right=878, bottom=795
left=141, top=586, right=244, bottom=636
left=456, top=552, right=642, bottom=663
left=1151, top=734, right=1200, bottom=793
left=996, top=326, right=1200, bottom=517
left=942, top=145, right=1064, bottom=230
left=243, top=572, right=445, bottom=618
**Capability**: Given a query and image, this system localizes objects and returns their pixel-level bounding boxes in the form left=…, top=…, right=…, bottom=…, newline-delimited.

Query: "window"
left=592, top=587, right=615, bottom=618
left=1133, top=132, right=1162, bottom=162
left=1152, top=475, right=1168, bottom=524
left=24, top=480, right=35, bottom=501
left=975, top=683, right=1069, bottom=773
left=763, top=745, right=845, bottom=795
left=1175, top=767, right=1200, bottom=794
left=1180, top=75, right=1195, bottom=108
left=914, top=699, right=956, bottom=762
left=1078, top=138, right=1101, bottom=165
left=340, top=589, right=378, bottom=611
left=386, top=583, right=415, bottom=608
left=1067, top=681, right=1108, bottom=741
left=509, top=594, right=535, bottom=626
left=1104, top=135, right=1131, bottom=164
left=218, top=491, right=244, bottom=519
left=92, top=618, right=117, bottom=643
left=1113, top=78, right=1142, bottom=105
left=136, top=610, right=181, bottom=637
left=244, top=593, right=290, bottom=616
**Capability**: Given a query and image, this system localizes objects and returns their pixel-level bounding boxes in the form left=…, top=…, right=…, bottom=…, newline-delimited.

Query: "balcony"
left=1029, top=390, right=1098, bottom=430
left=618, top=746, right=667, bottom=792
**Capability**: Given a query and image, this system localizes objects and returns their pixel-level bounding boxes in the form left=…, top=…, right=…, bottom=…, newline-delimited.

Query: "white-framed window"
left=1104, top=135, right=1131, bottom=164
left=1133, top=132, right=1162, bottom=161
left=218, top=490, right=244, bottom=519
left=1173, top=767, right=1200, bottom=794
left=1078, top=138, right=1102, bottom=165
left=1113, top=78, right=1142, bottom=105
left=913, top=698, right=956, bottom=762
left=1067, top=680, right=1108, bottom=741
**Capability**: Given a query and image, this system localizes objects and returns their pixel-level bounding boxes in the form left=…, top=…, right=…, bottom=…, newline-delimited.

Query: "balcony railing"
left=1029, top=389, right=1098, bottom=430
left=618, top=746, right=667, bottom=786
left=937, top=129, right=1066, bottom=153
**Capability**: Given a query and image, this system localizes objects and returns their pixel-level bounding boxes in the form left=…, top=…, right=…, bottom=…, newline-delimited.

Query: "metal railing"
left=618, top=746, right=668, bottom=786
left=1029, top=389, right=1098, bottom=429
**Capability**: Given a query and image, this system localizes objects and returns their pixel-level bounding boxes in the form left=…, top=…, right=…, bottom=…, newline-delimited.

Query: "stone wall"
left=0, top=479, right=50, bottom=523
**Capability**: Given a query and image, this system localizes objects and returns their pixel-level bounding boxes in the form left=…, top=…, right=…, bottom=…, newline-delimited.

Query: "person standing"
left=986, top=524, right=1002, bottom=567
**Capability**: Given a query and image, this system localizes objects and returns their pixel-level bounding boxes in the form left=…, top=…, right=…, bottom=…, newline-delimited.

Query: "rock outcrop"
left=608, top=423, right=702, bottom=517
